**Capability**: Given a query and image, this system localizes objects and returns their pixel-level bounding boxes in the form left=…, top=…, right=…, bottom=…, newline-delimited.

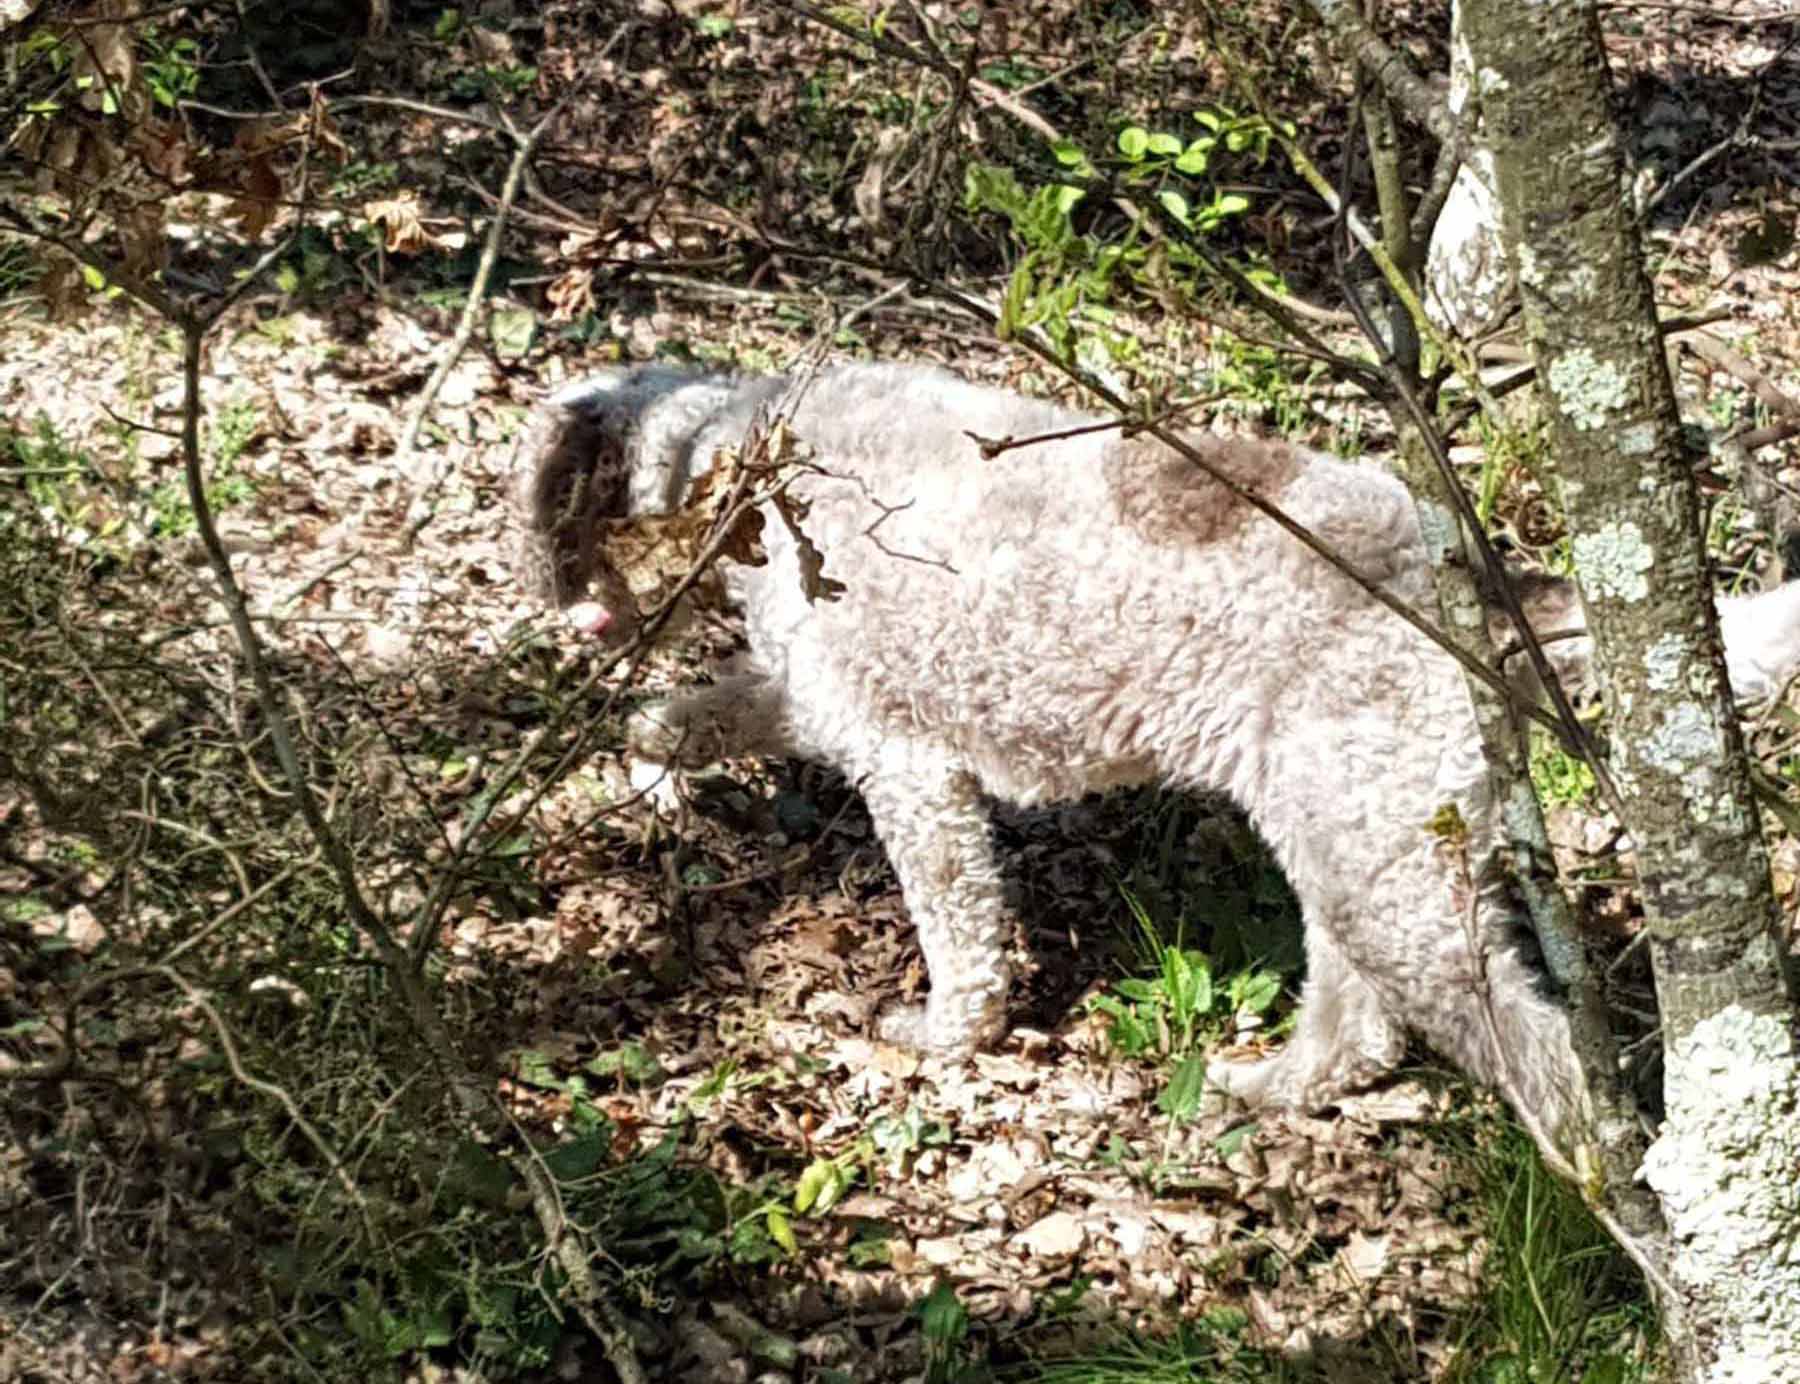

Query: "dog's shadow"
left=667, top=764, right=1307, bottom=1042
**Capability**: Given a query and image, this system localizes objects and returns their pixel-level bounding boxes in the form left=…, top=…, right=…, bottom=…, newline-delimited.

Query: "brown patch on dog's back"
left=1104, top=432, right=1303, bottom=547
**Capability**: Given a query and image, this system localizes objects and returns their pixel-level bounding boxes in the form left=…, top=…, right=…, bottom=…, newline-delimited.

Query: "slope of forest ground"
left=3, top=1, right=1798, bottom=1381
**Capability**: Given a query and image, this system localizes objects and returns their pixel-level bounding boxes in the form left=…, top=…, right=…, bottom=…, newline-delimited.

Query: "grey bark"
left=1460, top=1, right=1800, bottom=1378
left=1345, top=1, right=1654, bottom=1233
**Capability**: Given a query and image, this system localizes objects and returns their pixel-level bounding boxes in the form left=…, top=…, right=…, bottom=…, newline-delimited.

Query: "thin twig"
left=400, top=96, right=569, bottom=535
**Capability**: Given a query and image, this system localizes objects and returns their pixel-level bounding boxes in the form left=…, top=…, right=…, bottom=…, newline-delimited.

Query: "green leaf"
left=1213, top=1122, right=1255, bottom=1158
left=997, top=260, right=1032, bottom=341
left=846, top=1230, right=892, bottom=1267
left=964, top=162, right=1025, bottom=217
left=1180, top=949, right=1214, bottom=1014
left=587, top=1042, right=664, bottom=1085
left=434, top=8, right=462, bottom=39
left=1050, top=138, right=1087, bottom=167
left=1215, top=192, right=1250, bottom=216
left=1194, top=109, right=1223, bottom=131
left=813, top=1163, right=854, bottom=1213
left=1158, top=1053, right=1209, bottom=1122
left=766, top=1206, right=797, bottom=1255
left=1117, top=126, right=1150, bottom=161
left=1164, top=947, right=1194, bottom=1015
left=1175, top=140, right=1211, bottom=174
left=514, top=1049, right=563, bottom=1089
left=794, top=1157, right=835, bottom=1213
left=540, top=1131, right=608, bottom=1183
left=1146, top=131, right=1183, bottom=156
left=1234, top=970, right=1282, bottom=1015
left=1157, top=189, right=1192, bottom=227
left=918, top=1280, right=968, bottom=1344
left=490, top=307, right=537, bottom=359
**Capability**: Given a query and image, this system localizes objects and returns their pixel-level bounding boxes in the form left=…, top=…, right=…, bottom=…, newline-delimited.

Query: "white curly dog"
left=514, top=361, right=1800, bottom=1135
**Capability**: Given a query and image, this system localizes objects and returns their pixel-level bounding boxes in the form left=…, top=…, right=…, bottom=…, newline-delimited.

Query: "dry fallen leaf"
left=1012, top=1210, right=1086, bottom=1258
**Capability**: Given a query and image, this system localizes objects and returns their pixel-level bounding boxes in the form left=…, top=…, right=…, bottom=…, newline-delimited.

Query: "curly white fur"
left=514, top=362, right=1800, bottom=1136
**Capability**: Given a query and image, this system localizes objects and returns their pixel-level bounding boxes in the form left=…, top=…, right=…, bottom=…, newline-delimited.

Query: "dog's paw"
left=877, top=1000, right=1004, bottom=1061
left=877, top=1004, right=935, bottom=1051
left=1206, top=1042, right=1395, bottom=1113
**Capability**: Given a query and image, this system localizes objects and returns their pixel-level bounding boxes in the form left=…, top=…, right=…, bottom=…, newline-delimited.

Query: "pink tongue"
left=566, top=601, right=613, bottom=636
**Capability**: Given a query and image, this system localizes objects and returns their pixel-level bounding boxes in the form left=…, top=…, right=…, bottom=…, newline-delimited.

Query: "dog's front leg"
left=859, top=752, right=1012, bottom=1056
left=628, top=673, right=804, bottom=767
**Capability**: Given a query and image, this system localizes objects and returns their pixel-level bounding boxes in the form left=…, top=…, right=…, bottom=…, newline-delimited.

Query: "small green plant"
left=869, top=1104, right=953, bottom=1174
left=1021, top=1307, right=1298, bottom=1383
left=1088, top=890, right=1285, bottom=1062
left=979, top=55, right=1045, bottom=90
left=1443, top=1118, right=1655, bottom=1383
left=1113, top=110, right=1271, bottom=235
left=964, top=103, right=1285, bottom=372
left=450, top=64, right=538, bottom=101
left=9, top=416, right=102, bottom=536
left=147, top=466, right=255, bottom=538
left=919, top=1278, right=976, bottom=1384
left=1530, top=729, right=1597, bottom=808
left=330, top=160, right=401, bottom=197
left=139, top=30, right=201, bottom=108
left=208, top=396, right=261, bottom=468
left=1202, top=333, right=1323, bottom=437
left=0, top=237, right=42, bottom=298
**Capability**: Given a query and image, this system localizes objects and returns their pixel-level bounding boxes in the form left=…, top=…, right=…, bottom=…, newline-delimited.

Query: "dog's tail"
left=1497, top=569, right=1800, bottom=705
left=1719, top=579, right=1800, bottom=700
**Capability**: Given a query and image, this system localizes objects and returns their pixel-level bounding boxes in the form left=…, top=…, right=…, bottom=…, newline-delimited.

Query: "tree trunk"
left=1459, top=2, right=1800, bottom=1377
left=1354, top=62, right=1654, bottom=1221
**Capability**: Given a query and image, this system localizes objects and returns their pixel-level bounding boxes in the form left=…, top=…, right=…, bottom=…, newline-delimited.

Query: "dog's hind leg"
left=857, top=747, right=1013, bottom=1056
left=1207, top=921, right=1407, bottom=1109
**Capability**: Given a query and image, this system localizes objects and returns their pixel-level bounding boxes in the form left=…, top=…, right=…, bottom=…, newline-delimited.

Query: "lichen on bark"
left=1641, top=1006, right=1800, bottom=1384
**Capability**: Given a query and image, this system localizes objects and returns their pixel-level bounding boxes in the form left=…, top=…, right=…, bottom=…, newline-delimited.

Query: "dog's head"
left=511, top=366, right=740, bottom=641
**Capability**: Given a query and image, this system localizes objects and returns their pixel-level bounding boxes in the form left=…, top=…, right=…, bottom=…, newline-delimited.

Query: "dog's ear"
left=511, top=383, right=636, bottom=608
